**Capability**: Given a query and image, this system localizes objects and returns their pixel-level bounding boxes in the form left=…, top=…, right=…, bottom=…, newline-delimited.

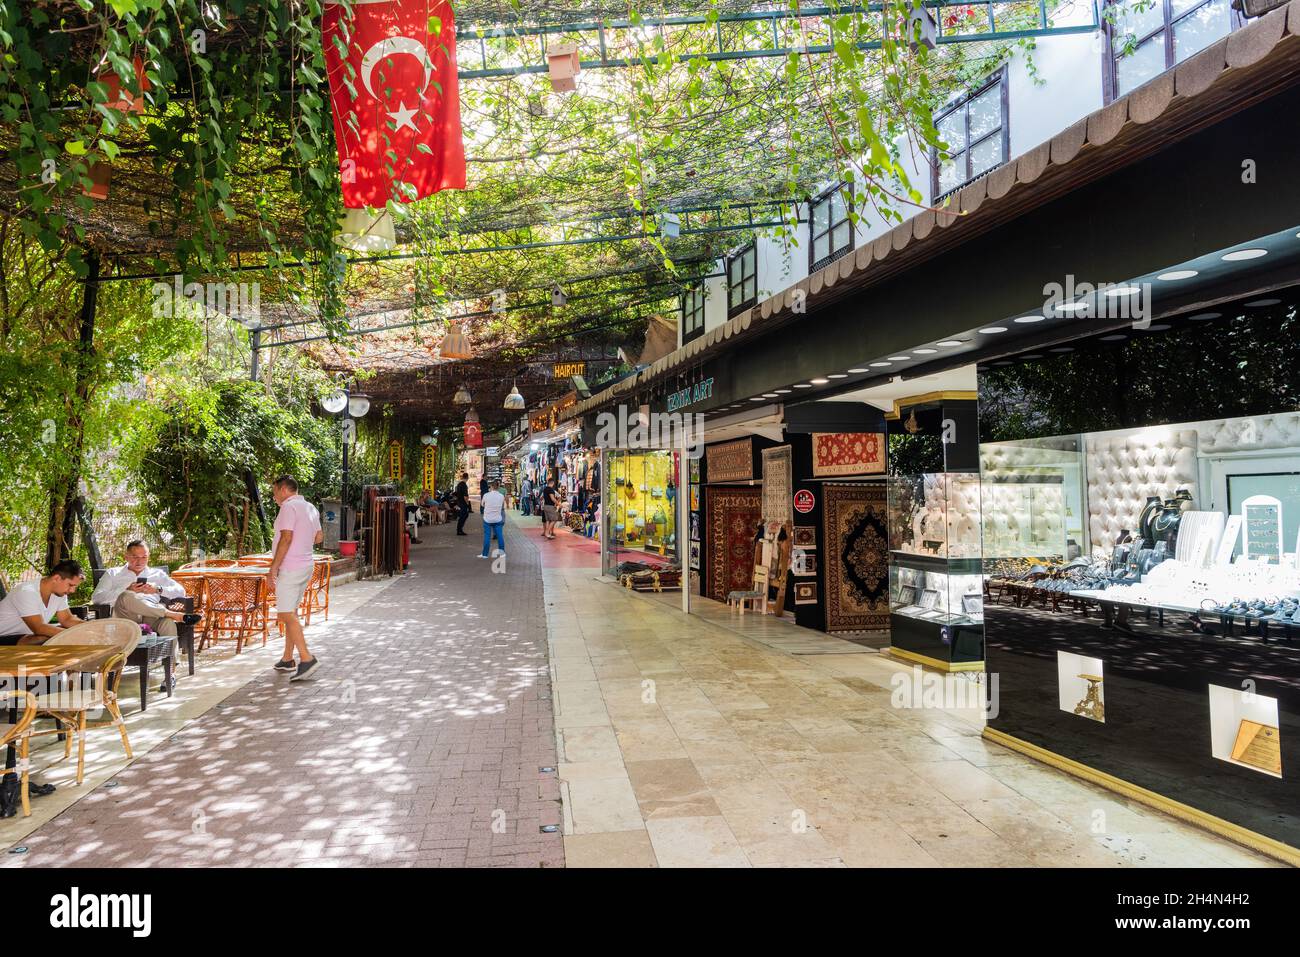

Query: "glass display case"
left=886, top=471, right=985, bottom=666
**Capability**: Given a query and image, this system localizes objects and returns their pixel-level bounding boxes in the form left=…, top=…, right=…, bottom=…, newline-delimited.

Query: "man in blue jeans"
left=478, top=479, right=506, bottom=559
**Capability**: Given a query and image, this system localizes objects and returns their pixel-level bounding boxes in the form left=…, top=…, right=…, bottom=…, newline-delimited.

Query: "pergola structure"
left=1, top=0, right=1101, bottom=431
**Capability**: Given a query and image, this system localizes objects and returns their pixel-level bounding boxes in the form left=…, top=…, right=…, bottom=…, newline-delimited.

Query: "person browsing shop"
left=540, top=478, right=560, bottom=540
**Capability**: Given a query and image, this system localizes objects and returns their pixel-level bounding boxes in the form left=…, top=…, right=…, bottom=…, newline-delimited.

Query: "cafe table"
left=0, top=645, right=122, bottom=816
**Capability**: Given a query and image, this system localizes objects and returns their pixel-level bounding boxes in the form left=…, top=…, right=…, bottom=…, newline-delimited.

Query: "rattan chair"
left=34, top=623, right=140, bottom=787
left=303, top=560, right=332, bottom=626
left=0, top=690, right=39, bottom=817
left=202, top=574, right=266, bottom=653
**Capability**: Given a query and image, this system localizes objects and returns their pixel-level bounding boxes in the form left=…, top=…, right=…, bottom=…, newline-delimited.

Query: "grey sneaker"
left=274, top=659, right=297, bottom=673
left=290, top=658, right=322, bottom=681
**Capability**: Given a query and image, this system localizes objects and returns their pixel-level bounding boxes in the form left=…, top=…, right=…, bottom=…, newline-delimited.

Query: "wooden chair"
left=202, top=575, right=266, bottom=653
left=0, top=690, right=39, bottom=817
left=303, top=560, right=332, bottom=626
left=36, top=622, right=140, bottom=785
left=178, top=558, right=237, bottom=570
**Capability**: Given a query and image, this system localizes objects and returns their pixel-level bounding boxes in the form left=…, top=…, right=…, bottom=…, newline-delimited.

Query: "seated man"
left=0, top=559, right=88, bottom=644
left=90, top=540, right=195, bottom=637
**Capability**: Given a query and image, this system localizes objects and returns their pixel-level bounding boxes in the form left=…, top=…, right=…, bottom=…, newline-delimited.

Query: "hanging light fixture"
left=503, top=381, right=525, bottom=411
left=463, top=406, right=480, bottom=424
left=334, top=208, right=396, bottom=252
left=440, top=320, right=473, bottom=359
left=453, top=384, right=472, bottom=406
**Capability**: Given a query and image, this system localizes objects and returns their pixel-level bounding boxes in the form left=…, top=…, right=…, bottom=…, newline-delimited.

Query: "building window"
left=681, top=282, right=706, bottom=344
left=726, top=242, right=757, bottom=315
left=932, top=68, right=1008, bottom=201
left=1105, top=0, right=1236, bottom=101
left=809, top=184, right=853, bottom=272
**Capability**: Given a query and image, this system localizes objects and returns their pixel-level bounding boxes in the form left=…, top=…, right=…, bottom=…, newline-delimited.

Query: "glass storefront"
left=602, top=449, right=683, bottom=585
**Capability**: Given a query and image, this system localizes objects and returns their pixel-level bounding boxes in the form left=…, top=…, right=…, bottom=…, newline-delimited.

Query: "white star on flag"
left=388, top=101, right=420, bottom=131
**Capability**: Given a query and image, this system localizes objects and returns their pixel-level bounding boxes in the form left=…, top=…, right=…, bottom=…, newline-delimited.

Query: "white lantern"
left=503, top=382, right=525, bottom=411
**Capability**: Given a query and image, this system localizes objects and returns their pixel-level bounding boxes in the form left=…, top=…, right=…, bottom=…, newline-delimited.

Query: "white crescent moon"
left=360, top=37, right=434, bottom=101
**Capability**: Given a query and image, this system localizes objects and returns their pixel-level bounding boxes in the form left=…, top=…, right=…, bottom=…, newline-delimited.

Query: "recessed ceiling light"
left=1048, top=346, right=1074, bottom=353
left=1021, top=354, right=1044, bottom=360
left=870, top=361, right=892, bottom=367
left=793, top=383, right=813, bottom=388
left=1014, top=315, right=1045, bottom=324
left=1099, top=334, right=1127, bottom=342
left=978, top=326, right=1007, bottom=334
left=936, top=340, right=965, bottom=347
left=827, top=373, right=848, bottom=379
left=1222, top=248, right=1267, bottom=261
left=1246, top=298, right=1281, bottom=307
left=887, top=355, right=911, bottom=361
left=749, top=397, right=766, bottom=402
left=810, top=377, right=830, bottom=384
left=1188, top=312, right=1221, bottom=321
left=992, top=360, right=1012, bottom=366
left=1158, top=269, right=1198, bottom=281
left=913, top=348, right=938, bottom=355
left=846, top=368, right=869, bottom=374
left=1142, top=323, right=1171, bottom=331
left=774, top=388, right=792, bottom=394
left=762, top=393, right=779, bottom=398
left=1104, top=285, right=1142, bottom=297
left=1053, top=302, right=1089, bottom=314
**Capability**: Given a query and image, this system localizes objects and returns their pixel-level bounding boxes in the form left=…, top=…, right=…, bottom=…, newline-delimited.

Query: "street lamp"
left=323, top=387, right=369, bottom=549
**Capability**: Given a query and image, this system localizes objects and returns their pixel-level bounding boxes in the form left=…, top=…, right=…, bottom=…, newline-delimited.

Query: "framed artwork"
left=794, top=581, right=817, bottom=605
left=688, top=541, right=700, bottom=570
left=690, top=485, right=700, bottom=511
left=793, top=526, right=817, bottom=549
left=690, top=512, right=701, bottom=541
left=791, top=553, right=817, bottom=576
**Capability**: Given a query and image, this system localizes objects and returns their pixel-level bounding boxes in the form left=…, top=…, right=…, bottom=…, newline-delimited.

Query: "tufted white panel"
left=1196, top=412, right=1300, bottom=454
left=1085, top=429, right=1198, bottom=550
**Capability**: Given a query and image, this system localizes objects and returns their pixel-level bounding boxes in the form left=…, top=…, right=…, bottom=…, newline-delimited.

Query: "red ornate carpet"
left=823, top=483, right=890, bottom=633
left=705, top=486, right=762, bottom=602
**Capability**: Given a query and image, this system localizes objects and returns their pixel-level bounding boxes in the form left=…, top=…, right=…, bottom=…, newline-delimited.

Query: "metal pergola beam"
left=456, top=0, right=1098, bottom=78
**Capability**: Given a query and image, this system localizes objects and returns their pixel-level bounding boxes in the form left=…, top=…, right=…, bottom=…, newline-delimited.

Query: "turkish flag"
left=323, top=0, right=466, bottom=208
left=463, top=422, right=483, bottom=448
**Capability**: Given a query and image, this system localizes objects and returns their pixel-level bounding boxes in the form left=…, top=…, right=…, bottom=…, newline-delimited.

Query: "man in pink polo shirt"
left=268, top=475, right=324, bottom=681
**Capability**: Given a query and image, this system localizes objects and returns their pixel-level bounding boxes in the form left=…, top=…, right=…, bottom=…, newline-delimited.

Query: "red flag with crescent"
left=463, top=422, right=483, bottom=448
left=323, top=0, right=466, bottom=208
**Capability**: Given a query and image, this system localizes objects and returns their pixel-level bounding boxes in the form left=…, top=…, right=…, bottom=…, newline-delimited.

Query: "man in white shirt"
left=479, top=480, right=506, bottom=559
left=0, top=560, right=88, bottom=644
left=91, top=540, right=192, bottom=637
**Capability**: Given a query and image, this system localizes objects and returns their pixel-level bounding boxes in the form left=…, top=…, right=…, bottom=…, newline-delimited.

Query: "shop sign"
left=553, top=361, right=586, bottom=378
left=793, top=489, right=815, bottom=514
left=529, top=390, right=577, bottom=433
left=705, top=438, right=753, bottom=483
left=666, top=377, right=714, bottom=412
left=421, top=445, right=435, bottom=492
left=387, top=439, right=403, bottom=480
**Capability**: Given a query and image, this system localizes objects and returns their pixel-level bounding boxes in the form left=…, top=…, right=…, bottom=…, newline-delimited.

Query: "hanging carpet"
left=823, top=483, right=890, bottom=633
left=705, top=486, right=762, bottom=602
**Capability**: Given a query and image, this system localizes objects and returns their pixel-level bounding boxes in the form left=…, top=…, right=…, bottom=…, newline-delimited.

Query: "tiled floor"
left=2, top=514, right=1282, bottom=867
left=547, top=565, right=1280, bottom=868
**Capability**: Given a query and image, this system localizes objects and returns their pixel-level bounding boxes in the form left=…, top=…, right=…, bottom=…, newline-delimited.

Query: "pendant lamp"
left=440, top=320, right=473, bottom=359
left=463, top=406, right=480, bottom=424
left=453, top=384, right=472, bottom=406
left=334, top=208, right=396, bottom=253
left=503, top=382, right=525, bottom=411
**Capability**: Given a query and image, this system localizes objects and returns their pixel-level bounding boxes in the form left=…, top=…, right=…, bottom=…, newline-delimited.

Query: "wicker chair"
left=202, top=575, right=267, bottom=653
left=178, top=558, right=238, bottom=570
left=36, top=622, right=141, bottom=785
left=0, top=690, right=39, bottom=816
left=303, top=560, right=332, bottom=626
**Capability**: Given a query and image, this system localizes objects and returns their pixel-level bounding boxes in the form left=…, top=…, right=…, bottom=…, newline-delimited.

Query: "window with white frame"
left=933, top=69, right=1008, bottom=201
left=1106, top=0, right=1236, bottom=100
left=726, top=242, right=757, bottom=315
left=681, top=282, right=706, bottom=343
left=809, top=185, right=853, bottom=272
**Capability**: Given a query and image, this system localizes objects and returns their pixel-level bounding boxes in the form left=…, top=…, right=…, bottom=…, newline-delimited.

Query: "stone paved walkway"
left=5, top=516, right=563, bottom=868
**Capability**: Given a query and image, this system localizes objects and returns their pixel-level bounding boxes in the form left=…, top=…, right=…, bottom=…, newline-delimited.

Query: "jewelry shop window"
left=932, top=68, right=1008, bottom=202
left=726, top=242, right=757, bottom=316
left=1105, top=0, right=1236, bottom=100
left=808, top=184, right=854, bottom=272
left=681, top=282, right=706, bottom=345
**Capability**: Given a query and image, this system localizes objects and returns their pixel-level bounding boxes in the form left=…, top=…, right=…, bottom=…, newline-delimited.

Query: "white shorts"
left=275, top=565, right=313, bottom=614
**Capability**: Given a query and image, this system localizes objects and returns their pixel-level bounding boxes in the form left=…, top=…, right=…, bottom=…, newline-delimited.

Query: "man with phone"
left=91, top=540, right=194, bottom=637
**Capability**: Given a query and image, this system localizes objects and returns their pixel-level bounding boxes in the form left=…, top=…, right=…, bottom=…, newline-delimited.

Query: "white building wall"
left=679, top=30, right=1110, bottom=329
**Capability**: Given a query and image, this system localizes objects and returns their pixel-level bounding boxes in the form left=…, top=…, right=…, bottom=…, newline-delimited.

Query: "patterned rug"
left=823, top=483, right=891, bottom=632
left=705, top=486, right=763, bottom=602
